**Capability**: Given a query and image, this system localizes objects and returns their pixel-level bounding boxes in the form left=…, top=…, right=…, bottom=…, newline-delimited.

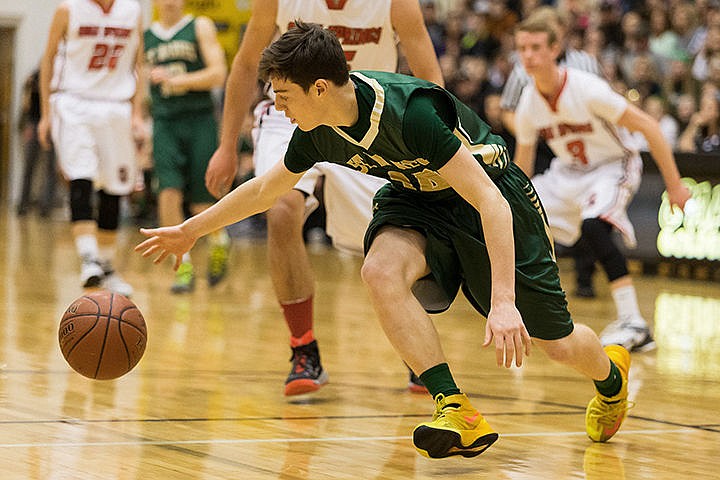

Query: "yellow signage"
left=153, top=0, right=252, bottom=68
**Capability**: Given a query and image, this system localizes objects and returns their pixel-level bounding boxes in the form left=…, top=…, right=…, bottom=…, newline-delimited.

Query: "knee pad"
left=97, top=190, right=120, bottom=231
left=580, top=218, right=628, bottom=281
left=69, top=179, right=94, bottom=222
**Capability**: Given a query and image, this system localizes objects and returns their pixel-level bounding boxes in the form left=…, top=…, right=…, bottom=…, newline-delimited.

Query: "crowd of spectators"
left=414, top=0, right=720, bottom=154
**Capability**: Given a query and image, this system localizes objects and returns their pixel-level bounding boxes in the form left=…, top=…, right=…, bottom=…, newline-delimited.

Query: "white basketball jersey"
left=52, top=0, right=141, bottom=101
left=276, top=0, right=397, bottom=72
left=515, top=68, right=640, bottom=170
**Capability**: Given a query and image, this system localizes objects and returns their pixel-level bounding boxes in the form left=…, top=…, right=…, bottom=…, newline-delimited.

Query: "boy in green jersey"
left=137, top=22, right=633, bottom=459
left=145, top=0, right=231, bottom=293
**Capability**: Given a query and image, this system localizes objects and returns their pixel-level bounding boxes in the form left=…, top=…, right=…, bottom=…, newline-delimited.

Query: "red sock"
left=281, top=296, right=314, bottom=344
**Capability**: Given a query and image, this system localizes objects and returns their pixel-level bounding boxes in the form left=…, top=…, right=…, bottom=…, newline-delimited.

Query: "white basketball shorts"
left=531, top=157, right=643, bottom=249
left=51, top=93, right=136, bottom=195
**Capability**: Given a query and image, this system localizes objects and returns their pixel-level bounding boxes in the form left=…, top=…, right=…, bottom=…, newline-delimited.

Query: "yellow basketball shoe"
left=586, top=345, right=632, bottom=442
left=412, top=393, right=498, bottom=459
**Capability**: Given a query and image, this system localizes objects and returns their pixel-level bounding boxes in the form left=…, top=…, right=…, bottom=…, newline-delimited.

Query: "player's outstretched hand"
left=135, top=226, right=198, bottom=271
left=482, top=302, right=532, bottom=368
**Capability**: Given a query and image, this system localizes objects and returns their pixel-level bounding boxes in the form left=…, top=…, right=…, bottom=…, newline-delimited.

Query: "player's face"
left=271, top=77, right=325, bottom=131
left=515, top=31, right=560, bottom=75
left=155, top=0, right=184, bottom=17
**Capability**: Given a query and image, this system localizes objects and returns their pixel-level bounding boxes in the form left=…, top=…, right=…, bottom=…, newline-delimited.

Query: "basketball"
left=58, top=291, right=147, bottom=380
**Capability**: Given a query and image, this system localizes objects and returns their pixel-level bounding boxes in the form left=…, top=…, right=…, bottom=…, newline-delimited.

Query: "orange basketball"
left=58, top=291, right=147, bottom=380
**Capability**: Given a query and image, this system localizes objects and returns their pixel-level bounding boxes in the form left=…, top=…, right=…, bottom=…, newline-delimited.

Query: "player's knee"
left=97, top=190, right=120, bottom=231
left=538, top=339, right=573, bottom=363
left=360, top=255, right=391, bottom=291
left=267, top=192, right=305, bottom=231
left=69, top=179, right=94, bottom=222
left=581, top=218, right=628, bottom=281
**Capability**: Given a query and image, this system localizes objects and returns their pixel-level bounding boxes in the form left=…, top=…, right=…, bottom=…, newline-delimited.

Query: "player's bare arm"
left=138, top=160, right=303, bottom=268
left=131, top=15, right=146, bottom=141
left=38, top=2, right=69, bottom=150
left=204, top=0, right=278, bottom=198
left=617, top=104, right=691, bottom=210
left=391, top=0, right=444, bottom=87
left=438, top=146, right=532, bottom=368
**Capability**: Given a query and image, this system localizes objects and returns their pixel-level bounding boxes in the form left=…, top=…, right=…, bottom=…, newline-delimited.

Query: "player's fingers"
left=139, top=244, right=160, bottom=258
left=514, top=333, right=524, bottom=367
left=495, top=337, right=505, bottom=367
left=153, top=251, right=169, bottom=265
left=504, top=338, right=514, bottom=368
left=135, top=238, right=158, bottom=254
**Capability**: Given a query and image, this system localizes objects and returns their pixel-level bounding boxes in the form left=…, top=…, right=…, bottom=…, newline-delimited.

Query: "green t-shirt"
left=285, top=71, right=508, bottom=195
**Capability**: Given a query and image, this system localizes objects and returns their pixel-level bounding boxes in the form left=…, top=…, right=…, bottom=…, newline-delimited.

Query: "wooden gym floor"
left=0, top=211, right=718, bottom=479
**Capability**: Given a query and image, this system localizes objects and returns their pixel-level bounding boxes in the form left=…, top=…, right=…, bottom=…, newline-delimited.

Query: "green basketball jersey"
left=144, top=16, right=215, bottom=118
left=285, top=71, right=509, bottom=196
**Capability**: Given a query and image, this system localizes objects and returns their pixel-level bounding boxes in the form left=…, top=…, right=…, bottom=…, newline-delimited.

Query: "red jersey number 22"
left=88, top=43, right=125, bottom=70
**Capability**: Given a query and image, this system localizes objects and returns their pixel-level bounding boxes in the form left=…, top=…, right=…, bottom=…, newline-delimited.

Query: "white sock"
left=75, top=234, right=99, bottom=262
left=99, top=244, right=115, bottom=267
left=612, top=285, right=643, bottom=323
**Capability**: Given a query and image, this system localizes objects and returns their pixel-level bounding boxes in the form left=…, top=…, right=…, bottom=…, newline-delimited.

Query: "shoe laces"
left=290, top=344, right=320, bottom=373
left=432, top=394, right=462, bottom=421
left=588, top=398, right=634, bottom=427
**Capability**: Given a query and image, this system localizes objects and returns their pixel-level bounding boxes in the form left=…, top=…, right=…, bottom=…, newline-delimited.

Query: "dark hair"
left=258, top=20, right=350, bottom=92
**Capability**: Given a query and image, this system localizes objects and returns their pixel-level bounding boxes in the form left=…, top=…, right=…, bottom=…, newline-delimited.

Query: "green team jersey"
left=144, top=16, right=215, bottom=118
left=285, top=71, right=509, bottom=197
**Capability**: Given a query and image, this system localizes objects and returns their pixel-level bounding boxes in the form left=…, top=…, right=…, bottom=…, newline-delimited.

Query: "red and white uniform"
left=51, top=0, right=140, bottom=195
left=515, top=68, right=643, bottom=248
left=253, top=0, right=396, bottom=254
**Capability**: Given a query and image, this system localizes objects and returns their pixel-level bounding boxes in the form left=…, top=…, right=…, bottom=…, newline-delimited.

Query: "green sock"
left=419, top=363, right=461, bottom=399
left=594, top=361, right=622, bottom=398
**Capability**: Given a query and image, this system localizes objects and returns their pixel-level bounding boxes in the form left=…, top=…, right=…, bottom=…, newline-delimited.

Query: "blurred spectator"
left=558, top=0, right=593, bottom=33
left=674, top=92, right=699, bottom=132
left=16, top=69, right=57, bottom=217
left=440, top=8, right=465, bottom=59
left=632, top=95, right=680, bottom=150
left=692, top=25, right=720, bottom=81
left=627, top=53, right=662, bottom=102
left=486, top=0, right=519, bottom=44
left=670, top=2, right=701, bottom=55
left=449, top=55, right=492, bottom=113
left=596, top=0, right=624, bottom=51
left=663, top=58, right=696, bottom=107
left=705, top=51, right=720, bottom=90
left=421, top=1, right=447, bottom=57
left=460, top=10, right=500, bottom=57
left=618, top=10, right=653, bottom=83
left=678, top=85, right=720, bottom=152
left=648, top=8, right=688, bottom=73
